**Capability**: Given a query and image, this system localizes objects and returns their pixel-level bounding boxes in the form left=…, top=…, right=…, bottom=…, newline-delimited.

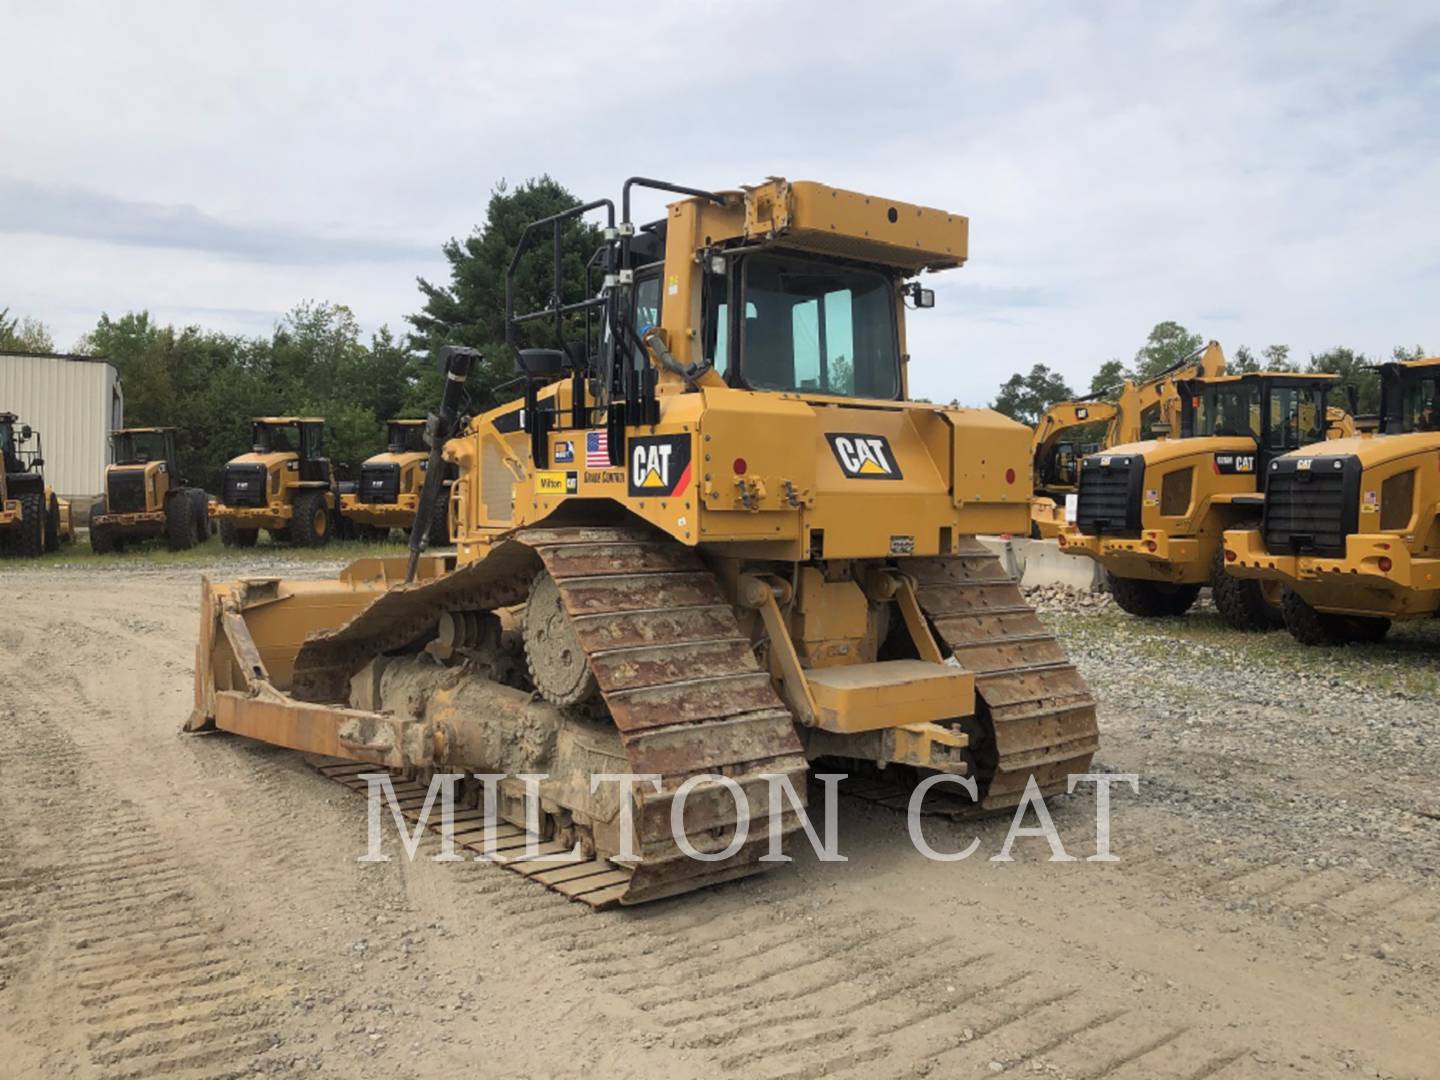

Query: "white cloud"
left=2, top=1, right=1436, bottom=401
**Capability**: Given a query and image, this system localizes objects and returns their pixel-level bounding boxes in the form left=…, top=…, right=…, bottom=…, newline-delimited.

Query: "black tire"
left=165, top=490, right=196, bottom=550
left=44, top=492, right=61, bottom=553
left=1210, top=542, right=1283, bottom=632
left=190, top=489, right=211, bottom=538
left=289, top=491, right=332, bottom=548
left=1105, top=571, right=1200, bottom=617
left=1281, top=588, right=1355, bottom=646
left=219, top=519, right=260, bottom=548
left=10, top=493, right=46, bottom=558
left=90, top=520, right=116, bottom=555
left=427, top=487, right=451, bottom=548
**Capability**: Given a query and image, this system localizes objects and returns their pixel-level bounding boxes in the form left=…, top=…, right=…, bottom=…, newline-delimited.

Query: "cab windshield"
left=736, top=254, right=900, bottom=400
left=1194, top=383, right=1261, bottom=439
left=1264, top=385, right=1327, bottom=450
left=1401, top=372, right=1440, bottom=432
left=387, top=423, right=427, bottom=453
left=113, top=431, right=169, bottom=465
left=253, top=423, right=299, bottom=453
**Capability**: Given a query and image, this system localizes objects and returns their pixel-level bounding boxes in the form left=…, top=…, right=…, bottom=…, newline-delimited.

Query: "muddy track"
left=1, top=565, right=1437, bottom=1077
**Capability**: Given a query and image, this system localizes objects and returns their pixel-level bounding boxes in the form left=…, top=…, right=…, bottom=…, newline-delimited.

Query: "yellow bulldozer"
left=338, top=419, right=453, bottom=544
left=188, top=177, right=1099, bottom=906
left=90, top=427, right=210, bottom=553
left=211, top=417, right=338, bottom=548
left=1060, top=367, right=1344, bottom=629
left=0, top=411, right=72, bottom=557
left=1224, top=356, right=1440, bottom=644
left=1030, top=343, right=1228, bottom=539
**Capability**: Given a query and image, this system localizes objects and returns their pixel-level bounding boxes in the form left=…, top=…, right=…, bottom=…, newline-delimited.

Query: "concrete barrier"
left=977, top=536, right=1024, bottom=580
left=1018, top=539, right=1105, bottom=591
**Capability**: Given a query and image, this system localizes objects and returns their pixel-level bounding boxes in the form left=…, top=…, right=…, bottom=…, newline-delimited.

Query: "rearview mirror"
left=903, top=282, right=935, bottom=309
left=20, top=424, right=31, bottom=440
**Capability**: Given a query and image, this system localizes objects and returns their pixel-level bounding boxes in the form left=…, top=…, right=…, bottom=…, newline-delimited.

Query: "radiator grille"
left=359, top=463, right=401, bottom=504
left=106, top=469, right=148, bottom=514
left=222, top=463, right=268, bottom=507
left=1262, top=456, right=1360, bottom=557
left=1076, top=455, right=1144, bottom=535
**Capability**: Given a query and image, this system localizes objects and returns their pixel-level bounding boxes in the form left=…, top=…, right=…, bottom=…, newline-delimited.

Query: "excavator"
left=1224, top=356, right=1440, bottom=644
left=188, top=178, right=1099, bottom=907
left=1030, top=343, right=1227, bottom=538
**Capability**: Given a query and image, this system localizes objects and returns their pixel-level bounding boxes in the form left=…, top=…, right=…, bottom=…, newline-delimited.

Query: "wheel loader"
left=89, top=427, right=209, bottom=553
left=188, top=177, right=1099, bottom=906
left=1059, top=367, right=1344, bottom=629
left=338, top=419, right=453, bottom=544
left=1223, top=356, right=1440, bottom=644
left=1030, top=343, right=1227, bottom=539
left=211, top=417, right=337, bottom=548
left=0, top=412, right=71, bottom=558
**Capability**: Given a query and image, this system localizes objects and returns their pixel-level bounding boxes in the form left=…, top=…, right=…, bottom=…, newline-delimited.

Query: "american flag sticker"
left=585, top=431, right=610, bottom=467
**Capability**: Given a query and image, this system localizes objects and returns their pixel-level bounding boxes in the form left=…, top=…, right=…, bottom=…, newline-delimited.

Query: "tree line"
left=993, top=320, right=1428, bottom=427
left=3, top=182, right=1430, bottom=491
left=1, top=176, right=597, bottom=492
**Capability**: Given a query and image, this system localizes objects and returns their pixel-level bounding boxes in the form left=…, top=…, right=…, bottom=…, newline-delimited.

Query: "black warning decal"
left=826, top=433, right=903, bottom=480
left=627, top=434, right=693, bottom=498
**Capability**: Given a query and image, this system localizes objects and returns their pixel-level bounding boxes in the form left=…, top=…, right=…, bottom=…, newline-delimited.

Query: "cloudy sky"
left=2, top=1, right=1436, bottom=404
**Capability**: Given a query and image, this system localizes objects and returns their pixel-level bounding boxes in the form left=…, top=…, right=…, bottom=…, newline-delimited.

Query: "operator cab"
left=113, top=428, right=178, bottom=473
left=0, top=412, right=41, bottom=479
left=386, top=420, right=428, bottom=455
left=251, top=418, right=329, bottom=482
left=1380, top=359, right=1440, bottom=434
left=1179, top=373, right=1339, bottom=472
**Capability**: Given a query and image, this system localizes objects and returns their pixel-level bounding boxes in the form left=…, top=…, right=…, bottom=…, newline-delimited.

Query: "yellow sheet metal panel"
left=745, top=179, right=968, bottom=272
left=806, top=659, right=975, bottom=733
left=947, top=407, right=1031, bottom=531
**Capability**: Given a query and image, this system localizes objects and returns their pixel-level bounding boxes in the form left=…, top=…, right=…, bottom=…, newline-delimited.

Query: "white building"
left=0, top=351, right=124, bottom=501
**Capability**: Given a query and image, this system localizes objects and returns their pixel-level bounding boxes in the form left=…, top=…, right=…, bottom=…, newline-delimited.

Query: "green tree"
left=992, top=364, right=1074, bottom=426
left=409, top=176, right=603, bottom=408
left=1230, top=343, right=1295, bottom=374
left=0, top=308, right=56, bottom=352
left=1131, top=321, right=1204, bottom=382
left=1088, top=359, right=1127, bottom=398
left=1306, top=347, right=1380, bottom=415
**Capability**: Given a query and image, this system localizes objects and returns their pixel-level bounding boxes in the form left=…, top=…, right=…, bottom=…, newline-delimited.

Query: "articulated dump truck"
left=189, top=177, right=1099, bottom=906
left=1224, top=357, right=1440, bottom=645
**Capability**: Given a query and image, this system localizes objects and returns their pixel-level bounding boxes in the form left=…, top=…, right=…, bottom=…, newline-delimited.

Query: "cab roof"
left=387, top=418, right=426, bottom=426
left=254, top=416, right=325, bottom=424
left=1196, top=372, right=1339, bottom=385
left=113, top=426, right=175, bottom=434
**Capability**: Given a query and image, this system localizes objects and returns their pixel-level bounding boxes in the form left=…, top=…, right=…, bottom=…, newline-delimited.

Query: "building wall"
left=0, top=351, right=124, bottom=500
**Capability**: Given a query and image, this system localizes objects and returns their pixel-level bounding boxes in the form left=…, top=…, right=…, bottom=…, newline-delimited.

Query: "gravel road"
left=1, top=560, right=1436, bottom=1078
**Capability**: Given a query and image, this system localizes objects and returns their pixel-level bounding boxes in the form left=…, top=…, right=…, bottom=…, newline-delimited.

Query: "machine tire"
left=90, top=521, right=116, bottom=555
left=1281, top=588, right=1361, bottom=646
left=44, top=492, right=61, bottom=552
left=1105, top=571, right=1199, bottom=617
left=1209, top=543, right=1282, bottom=631
left=190, top=489, right=211, bottom=538
left=426, top=487, right=451, bottom=548
left=166, top=490, right=197, bottom=550
left=219, top=519, right=260, bottom=548
left=11, top=493, right=46, bottom=558
left=289, top=491, right=331, bottom=548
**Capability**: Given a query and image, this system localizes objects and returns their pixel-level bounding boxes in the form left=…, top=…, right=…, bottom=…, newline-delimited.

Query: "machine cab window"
left=1402, top=373, right=1440, bottom=432
left=736, top=253, right=900, bottom=400
left=1194, top=383, right=1261, bottom=440
left=113, top=430, right=173, bottom=467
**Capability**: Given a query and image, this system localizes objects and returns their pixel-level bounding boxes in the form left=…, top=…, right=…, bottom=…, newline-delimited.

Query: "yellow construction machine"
left=338, top=419, right=452, bottom=544
left=0, top=412, right=71, bottom=557
left=188, top=178, right=1099, bottom=906
left=1030, top=343, right=1227, bottom=538
left=1224, top=357, right=1440, bottom=644
left=211, top=417, right=337, bottom=548
left=1060, top=368, right=1343, bottom=629
left=90, top=427, right=209, bottom=553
